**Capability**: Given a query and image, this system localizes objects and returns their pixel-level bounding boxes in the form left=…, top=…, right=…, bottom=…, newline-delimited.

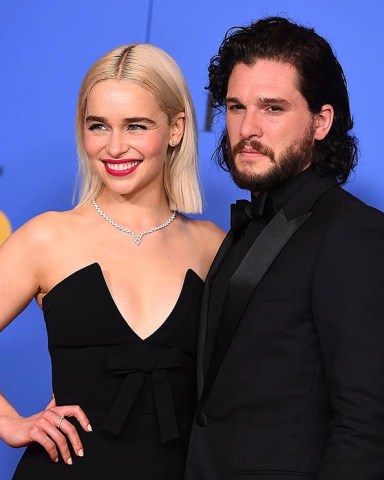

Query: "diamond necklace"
left=92, top=198, right=177, bottom=246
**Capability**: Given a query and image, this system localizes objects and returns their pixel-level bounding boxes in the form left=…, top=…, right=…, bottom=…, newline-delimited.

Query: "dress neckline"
left=42, top=262, right=203, bottom=342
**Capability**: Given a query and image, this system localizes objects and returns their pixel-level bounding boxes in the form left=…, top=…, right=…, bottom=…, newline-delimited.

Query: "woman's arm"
left=0, top=215, right=91, bottom=465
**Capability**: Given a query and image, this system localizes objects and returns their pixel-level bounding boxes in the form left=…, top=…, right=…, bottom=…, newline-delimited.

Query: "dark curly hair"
left=207, top=16, right=358, bottom=185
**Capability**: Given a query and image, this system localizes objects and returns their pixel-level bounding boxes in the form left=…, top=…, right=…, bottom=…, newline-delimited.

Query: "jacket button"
left=196, top=412, right=208, bottom=427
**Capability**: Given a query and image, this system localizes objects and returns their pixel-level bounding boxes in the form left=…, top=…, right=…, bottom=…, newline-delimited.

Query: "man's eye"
left=228, top=104, right=244, bottom=111
left=267, top=106, right=283, bottom=113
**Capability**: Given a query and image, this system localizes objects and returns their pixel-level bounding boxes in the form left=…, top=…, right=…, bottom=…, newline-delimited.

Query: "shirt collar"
left=249, top=167, right=314, bottom=221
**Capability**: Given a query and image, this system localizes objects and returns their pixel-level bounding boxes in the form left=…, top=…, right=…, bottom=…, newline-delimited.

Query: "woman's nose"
left=106, top=132, right=129, bottom=157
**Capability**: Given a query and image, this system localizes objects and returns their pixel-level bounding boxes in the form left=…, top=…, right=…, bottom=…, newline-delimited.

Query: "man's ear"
left=313, top=104, right=334, bottom=141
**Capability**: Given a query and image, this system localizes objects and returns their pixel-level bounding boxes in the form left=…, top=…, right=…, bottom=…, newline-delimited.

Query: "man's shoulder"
left=326, top=184, right=382, bottom=215
left=316, top=184, right=384, bottom=233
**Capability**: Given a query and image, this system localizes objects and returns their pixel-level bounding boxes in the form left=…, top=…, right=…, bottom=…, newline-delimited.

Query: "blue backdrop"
left=1, top=1, right=383, bottom=477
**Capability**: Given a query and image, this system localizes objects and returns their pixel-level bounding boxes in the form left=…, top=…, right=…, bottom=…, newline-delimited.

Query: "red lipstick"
left=102, top=159, right=141, bottom=177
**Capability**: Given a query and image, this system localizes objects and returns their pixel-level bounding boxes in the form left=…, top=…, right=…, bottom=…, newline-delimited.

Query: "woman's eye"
left=127, top=124, right=146, bottom=131
left=88, top=123, right=107, bottom=131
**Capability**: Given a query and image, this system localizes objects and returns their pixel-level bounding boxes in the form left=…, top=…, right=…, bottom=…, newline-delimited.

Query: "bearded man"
left=185, top=16, right=384, bottom=480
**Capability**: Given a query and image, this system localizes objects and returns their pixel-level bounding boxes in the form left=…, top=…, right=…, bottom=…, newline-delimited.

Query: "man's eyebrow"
left=257, top=97, right=291, bottom=106
left=225, top=97, right=291, bottom=107
left=225, top=97, right=242, bottom=104
left=85, top=115, right=156, bottom=125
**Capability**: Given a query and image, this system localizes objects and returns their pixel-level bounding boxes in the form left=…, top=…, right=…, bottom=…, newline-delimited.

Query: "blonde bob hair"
left=75, top=44, right=202, bottom=213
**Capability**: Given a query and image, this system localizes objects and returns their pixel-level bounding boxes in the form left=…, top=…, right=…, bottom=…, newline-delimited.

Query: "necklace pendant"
left=92, top=199, right=177, bottom=246
left=132, top=234, right=143, bottom=246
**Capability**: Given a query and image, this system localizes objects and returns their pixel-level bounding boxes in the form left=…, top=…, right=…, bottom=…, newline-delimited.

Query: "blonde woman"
left=0, top=44, right=224, bottom=478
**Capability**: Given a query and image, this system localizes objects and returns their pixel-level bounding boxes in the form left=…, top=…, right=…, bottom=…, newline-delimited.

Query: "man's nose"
left=239, top=111, right=263, bottom=139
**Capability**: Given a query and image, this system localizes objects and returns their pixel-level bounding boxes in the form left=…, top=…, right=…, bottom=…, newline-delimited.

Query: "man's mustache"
left=232, top=139, right=275, bottom=161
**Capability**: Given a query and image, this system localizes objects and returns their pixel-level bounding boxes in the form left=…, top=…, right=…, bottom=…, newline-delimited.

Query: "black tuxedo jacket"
left=185, top=173, right=384, bottom=480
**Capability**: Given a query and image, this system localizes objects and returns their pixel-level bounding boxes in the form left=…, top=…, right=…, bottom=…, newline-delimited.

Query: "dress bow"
left=102, top=346, right=183, bottom=443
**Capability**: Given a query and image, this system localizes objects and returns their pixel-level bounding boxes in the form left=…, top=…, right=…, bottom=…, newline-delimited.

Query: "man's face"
left=225, top=60, right=317, bottom=192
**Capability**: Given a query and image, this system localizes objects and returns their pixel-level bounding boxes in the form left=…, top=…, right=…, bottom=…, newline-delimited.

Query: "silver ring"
left=56, top=415, right=64, bottom=430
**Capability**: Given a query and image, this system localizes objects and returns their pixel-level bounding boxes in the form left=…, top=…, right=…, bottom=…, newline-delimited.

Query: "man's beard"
left=226, top=126, right=315, bottom=193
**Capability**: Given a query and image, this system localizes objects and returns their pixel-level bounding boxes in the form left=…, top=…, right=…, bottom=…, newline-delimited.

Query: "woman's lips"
left=102, top=159, right=141, bottom=176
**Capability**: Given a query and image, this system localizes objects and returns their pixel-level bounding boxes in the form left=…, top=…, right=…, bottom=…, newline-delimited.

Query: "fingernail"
left=87, top=424, right=93, bottom=432
left=78, top=449, right=84, bottom=457
left=67, top=457, right=73, bottom=465
left=54, top=458, right=59, bottom=463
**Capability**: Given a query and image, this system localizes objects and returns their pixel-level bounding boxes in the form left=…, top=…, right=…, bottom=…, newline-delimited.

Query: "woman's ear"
left=169, top=113, right=185, bottom=147
left=313, top=104, right=334, bottom=141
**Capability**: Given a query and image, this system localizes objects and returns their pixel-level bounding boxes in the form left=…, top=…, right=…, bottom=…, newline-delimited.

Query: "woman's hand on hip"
left=0, top=399, right=92, bottom=465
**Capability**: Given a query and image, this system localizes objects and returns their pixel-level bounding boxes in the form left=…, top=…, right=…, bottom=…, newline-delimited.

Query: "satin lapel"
left=199, top=174, right=338, bottom=404
left=200, top=208, right=311, bottom=404
left=197, top=231, right=235, bottom=398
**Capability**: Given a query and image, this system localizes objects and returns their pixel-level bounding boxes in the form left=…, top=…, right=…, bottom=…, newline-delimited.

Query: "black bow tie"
left=230, top=194, right=278, bottom=230
left=230, top=200, right=258, bottom=230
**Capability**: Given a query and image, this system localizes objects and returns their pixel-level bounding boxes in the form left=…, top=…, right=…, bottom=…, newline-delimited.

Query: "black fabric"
left=204, top=169, right=313, bottom=379
left=186, top=170, right=384, bottom=480
left=13, top=264, right=203, bottom=479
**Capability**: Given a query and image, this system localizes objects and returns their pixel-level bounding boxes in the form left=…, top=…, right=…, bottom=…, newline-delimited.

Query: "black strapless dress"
left=13, top=263, right=203, bottom=479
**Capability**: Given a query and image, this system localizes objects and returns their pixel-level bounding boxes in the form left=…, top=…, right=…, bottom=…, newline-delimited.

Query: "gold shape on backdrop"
left=0, top=211, right=12, bottom=245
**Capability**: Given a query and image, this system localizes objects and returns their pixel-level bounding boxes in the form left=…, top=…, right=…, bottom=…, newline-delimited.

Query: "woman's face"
left=83, top=79, right=182, bottom=200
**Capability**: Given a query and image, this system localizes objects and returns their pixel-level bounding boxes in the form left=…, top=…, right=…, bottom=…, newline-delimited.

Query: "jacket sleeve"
left=312, top=205, right=384, bottom=480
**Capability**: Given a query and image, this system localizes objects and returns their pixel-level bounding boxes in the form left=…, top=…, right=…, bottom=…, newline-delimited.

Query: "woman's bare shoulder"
left=180, top=215, right=226, bottom=250
left=179, top=214, right=224, bottom=231
left=2, top=207, right=95, bottom=263
left=192, top=218, right=225, bottom=239
left=12, top=208, right=83, bottom=245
